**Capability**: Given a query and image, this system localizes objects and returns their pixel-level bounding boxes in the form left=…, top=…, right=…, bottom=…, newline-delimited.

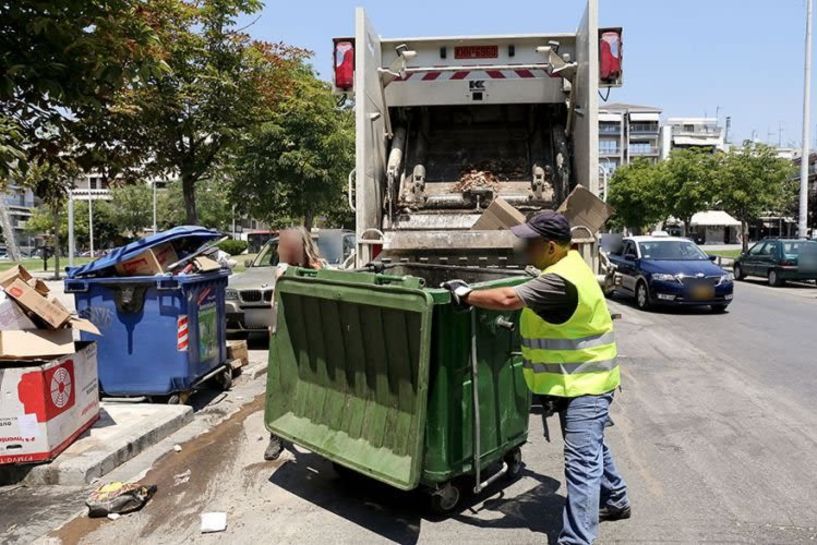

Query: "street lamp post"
left=152, top=180, right=158, bottom=233
left=799, top=0, right=813, bottom=239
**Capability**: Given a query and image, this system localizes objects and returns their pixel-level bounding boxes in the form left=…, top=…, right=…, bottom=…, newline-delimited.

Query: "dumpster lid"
left=67, top=226, right=222, bottom=278
left=266, top=268, right=434, bottom=490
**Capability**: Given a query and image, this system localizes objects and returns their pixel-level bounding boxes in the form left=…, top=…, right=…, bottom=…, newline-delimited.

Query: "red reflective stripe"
left=422, top=71, right=441, bottom=81
left=515, top=69, right=535, bottom=78
left=486, top=70, right=505, bottom=79
left=451, top=71, right=469, bottom=80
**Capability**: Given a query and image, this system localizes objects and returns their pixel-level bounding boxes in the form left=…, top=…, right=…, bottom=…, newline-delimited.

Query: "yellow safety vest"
left=519, top=250, right=620, bottom=397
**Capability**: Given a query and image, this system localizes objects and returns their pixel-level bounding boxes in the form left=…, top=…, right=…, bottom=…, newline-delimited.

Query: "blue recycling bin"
left=65, top=227, right=230, bottom=398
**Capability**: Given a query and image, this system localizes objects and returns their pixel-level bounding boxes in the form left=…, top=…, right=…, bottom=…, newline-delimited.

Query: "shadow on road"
left=268, top=449, right=565, bottom=544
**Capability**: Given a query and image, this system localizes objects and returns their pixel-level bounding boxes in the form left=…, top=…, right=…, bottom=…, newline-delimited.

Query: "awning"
left=673, top=136, right=721, bottom=147
left=629, top=112, right=660, bottom=122
left=599, top=113, right=623, bottom=122
left=690, top=211, right=741, bottom=227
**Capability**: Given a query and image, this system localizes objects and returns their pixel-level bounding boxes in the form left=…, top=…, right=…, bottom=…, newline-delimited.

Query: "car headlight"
left=225, top=288, right=239, bottom=300
left=652, top=273, right=680, bottom=283
left=717, top=273, right=734, bottom=285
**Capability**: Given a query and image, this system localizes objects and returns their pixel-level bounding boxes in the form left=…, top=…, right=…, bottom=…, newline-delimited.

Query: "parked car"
left=733, top=238, right=817, bottom=286
left=225, top=229, right=355, bottom=336
left=607, top=235, right=734, bottom=312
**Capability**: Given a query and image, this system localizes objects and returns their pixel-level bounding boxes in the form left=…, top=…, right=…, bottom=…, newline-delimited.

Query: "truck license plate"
left=455, top=45, right=499, bottom=59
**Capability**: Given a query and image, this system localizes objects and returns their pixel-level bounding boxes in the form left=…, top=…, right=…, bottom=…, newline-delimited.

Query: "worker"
left=443, top=210, right=630, bottom=545
left=264, top=226, right=325, bottom=461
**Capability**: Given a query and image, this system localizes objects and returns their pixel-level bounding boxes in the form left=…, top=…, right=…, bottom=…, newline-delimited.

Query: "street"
left=37, top=280, right=817, bottom=545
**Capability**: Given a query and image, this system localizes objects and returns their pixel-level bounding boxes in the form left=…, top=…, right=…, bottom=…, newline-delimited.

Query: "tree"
left=109, top=183, right=154, bottom=237
left=606, top=159, right=666, bottom=233
left=0, top=0, right=164, bottom=178
left=97, top=0, right=307, bottom=224
left=231, top=67, right=355, bottom=229
left=26, top=199, right=119, bottom=252
left=717, top=142, right=797, bottom=251
left=661, top=148, right=721, bottom=231
left=158, top=176, right=234, bottom=231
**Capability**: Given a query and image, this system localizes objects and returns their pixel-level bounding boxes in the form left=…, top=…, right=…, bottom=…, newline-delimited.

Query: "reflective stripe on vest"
left=523, top=358, right=618, bottom=375
left=521, top=331, right=616, bottom=351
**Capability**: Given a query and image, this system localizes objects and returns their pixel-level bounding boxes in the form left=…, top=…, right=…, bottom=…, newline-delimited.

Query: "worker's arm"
left=463, top=287, right=525, bottom=311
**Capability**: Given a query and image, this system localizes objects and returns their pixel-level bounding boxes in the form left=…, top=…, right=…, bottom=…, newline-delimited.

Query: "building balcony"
left=629, top=146, right=661, bottom=157
left=599, top=148, right=621, bottom=157
left=629, top=123, right=660, bottom=135
left=599, top=125, right=622, bottom=135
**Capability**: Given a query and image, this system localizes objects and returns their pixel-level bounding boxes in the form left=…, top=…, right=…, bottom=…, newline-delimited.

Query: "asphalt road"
left=47, top=279, right=817, bottom=545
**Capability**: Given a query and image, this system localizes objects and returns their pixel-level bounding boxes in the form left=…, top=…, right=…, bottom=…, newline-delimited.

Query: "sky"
left=246, top=0, right=817, bottom=147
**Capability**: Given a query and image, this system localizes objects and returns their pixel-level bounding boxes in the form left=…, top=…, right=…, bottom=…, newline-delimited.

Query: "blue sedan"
left=607, top=236, right=734, bottom=312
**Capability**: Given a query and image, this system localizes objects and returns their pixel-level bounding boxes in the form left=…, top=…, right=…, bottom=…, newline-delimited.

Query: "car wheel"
left=733, top=264, right=745, bottom=280
left=635, top=281, right=652, bottom=311
left=711, top=304, right=729, bottom=313
left=768, top=269, right=784, bottom=287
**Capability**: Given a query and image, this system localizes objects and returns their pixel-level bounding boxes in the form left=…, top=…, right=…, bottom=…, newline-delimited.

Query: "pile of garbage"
left=67, top=226, right=230, bottom=280
left=454, top=169, right=501, bottom=192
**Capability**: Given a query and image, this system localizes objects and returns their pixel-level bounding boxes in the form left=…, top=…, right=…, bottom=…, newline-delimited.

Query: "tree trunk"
left=303, top=209, right=314, bottom=231
left=51, top=206, right=61, bottom=280
left=741, top=220, right=749, bottom=252
left=182, top=174, right=198, bottom=225
left=0, top=199, right=21, bottom=262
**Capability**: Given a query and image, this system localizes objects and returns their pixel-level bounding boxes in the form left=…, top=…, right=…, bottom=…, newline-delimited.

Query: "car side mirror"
left=624, top=254, right=635, bottom=261
left=244, top=259, right=253, bottom=268
left=708, top=255, right=717, bottom=262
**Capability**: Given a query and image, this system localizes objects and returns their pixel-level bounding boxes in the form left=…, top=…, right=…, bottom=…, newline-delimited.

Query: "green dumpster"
left=264, top=265, right=530, bottom=512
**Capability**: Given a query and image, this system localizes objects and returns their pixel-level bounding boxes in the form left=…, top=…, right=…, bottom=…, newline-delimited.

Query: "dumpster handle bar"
left=470, top=310, right=482, bottom=494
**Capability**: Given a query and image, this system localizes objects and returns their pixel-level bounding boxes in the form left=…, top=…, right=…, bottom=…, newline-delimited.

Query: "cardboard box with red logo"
left=114, top=242, right=179, bottom=276
left=0, top=342, right=100, bottom=465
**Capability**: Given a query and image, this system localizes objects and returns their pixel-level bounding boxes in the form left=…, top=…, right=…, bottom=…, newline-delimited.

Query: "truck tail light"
left=333, top=38, right=355, bottom=91
left=599, top=29, right=623, bottom=85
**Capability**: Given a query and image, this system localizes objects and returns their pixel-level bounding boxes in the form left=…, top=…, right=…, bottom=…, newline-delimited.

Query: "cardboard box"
left=0, top=330, right=75, bottom=359
left=0, top=342, right=100, bottom=465
left=226, top=339, right=249, bottom=367
left=193, top=256, right=221, bottom=273
left=115, top=242, right=179, bottom=276
left=557, top=185, right=615, bottom=238
left=0, top=265, right=48, bottom=296
left=472, top=198, right=527, bottom=230
left=3, top=278, right=71, bottom=328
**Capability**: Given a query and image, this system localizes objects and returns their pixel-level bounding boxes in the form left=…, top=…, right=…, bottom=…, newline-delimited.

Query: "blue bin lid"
left=67, top=225, right=222, bottom=278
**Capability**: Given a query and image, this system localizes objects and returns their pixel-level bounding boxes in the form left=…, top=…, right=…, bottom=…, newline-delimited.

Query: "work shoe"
left=599, top=504, right=631, bottom=522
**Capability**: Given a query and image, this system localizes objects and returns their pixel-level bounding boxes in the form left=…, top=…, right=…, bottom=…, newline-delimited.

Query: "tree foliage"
left=93, top=0, right=308, bottom=224
left=607, top=144, right=796, bottom=245
left=158, top=176, right=234, bottom=231
left=231, top=67, right=355, bottom=229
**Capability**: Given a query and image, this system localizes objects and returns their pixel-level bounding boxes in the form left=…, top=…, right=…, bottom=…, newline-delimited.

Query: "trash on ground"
left=86, top=481, right=157, bottom=518
left=200, top=512, right=227, bottom=533
left=107, top=513, right=121, bottom=521
left=173, top=444, right=183, bottom=453
left=226, top=340, right=249, bottom=368
left=173, top=469, right=191, bottom=486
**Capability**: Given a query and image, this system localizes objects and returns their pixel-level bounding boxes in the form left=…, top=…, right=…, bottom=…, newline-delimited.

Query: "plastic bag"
left=86, top=481, right=157, bottom=518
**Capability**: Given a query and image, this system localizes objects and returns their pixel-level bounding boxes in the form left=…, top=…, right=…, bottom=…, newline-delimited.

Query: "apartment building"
left=598, top=102, right=662, bottom=198
left=1, top=185, right=37, bottom=252
left=660, top=117, right=726, bottom=159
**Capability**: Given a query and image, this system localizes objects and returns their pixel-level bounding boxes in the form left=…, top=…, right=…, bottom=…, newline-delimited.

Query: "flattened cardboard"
left=0, top=297, right=37, bottom=330
left=4, top=278, right=70, bottom=329
left=472, top=198, right=526, bottom=230
left=114, top=242, right=179, bottom=276
left=557, top=185, right=615, bottom=237
left=0, top=265, right=48, bottom=295
left=0, top=329, right=75, bottom=359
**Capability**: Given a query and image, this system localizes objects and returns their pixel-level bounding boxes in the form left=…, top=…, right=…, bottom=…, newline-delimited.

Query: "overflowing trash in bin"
left=0, top=265, right=101, bottom=466
left=65, top=226, right=239, bottom=403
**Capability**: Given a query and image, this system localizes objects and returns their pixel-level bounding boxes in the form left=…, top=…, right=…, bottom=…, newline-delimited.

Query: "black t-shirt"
left=513, top=273, right=579, bottom=325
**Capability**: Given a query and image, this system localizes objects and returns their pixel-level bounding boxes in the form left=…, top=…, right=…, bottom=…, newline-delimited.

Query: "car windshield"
left=783, top=240, right=817, bottom=255
left=249, top=235, right=343, bottom=267
left=251, top=239, right=280, bottom=267
left=638, top=240, right=709, bottom=261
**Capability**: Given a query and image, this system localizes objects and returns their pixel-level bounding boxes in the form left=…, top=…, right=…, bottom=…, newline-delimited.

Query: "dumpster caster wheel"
left=504, top=447, right=523, bottom=480
left=429, top=482, right=461, bottom=515
left=215, top=367, right=233, bottom=391
left=167, top=392, right=190, bottom=405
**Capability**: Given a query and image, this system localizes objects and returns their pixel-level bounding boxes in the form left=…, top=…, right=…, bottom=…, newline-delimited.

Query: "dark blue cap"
left=511, top=210, right=572, bottom=242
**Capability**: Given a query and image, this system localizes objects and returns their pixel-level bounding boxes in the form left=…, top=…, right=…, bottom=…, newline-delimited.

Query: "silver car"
left=225, top=229, right=355, bottom=336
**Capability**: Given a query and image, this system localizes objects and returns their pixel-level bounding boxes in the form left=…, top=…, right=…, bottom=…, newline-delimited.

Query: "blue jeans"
left=557, top=392, right=629, bottom=545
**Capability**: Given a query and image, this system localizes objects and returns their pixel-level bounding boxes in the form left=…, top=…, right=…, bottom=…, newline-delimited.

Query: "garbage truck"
left=333, top=0, right=623, bottom=268
left=265, top=1, right=623, bottom=513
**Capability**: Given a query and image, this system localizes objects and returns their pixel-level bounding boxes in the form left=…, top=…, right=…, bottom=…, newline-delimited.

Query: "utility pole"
left=88, top=194, right=94, bottom=258
left=152, top=181, right=158, bottom=233
left=800, top=0, right=813, bottom=239
left=67, top=192, right=75, bottom=268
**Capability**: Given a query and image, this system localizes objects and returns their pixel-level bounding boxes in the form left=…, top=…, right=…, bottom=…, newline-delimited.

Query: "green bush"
left=217, top=239, right=249, bottom=256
